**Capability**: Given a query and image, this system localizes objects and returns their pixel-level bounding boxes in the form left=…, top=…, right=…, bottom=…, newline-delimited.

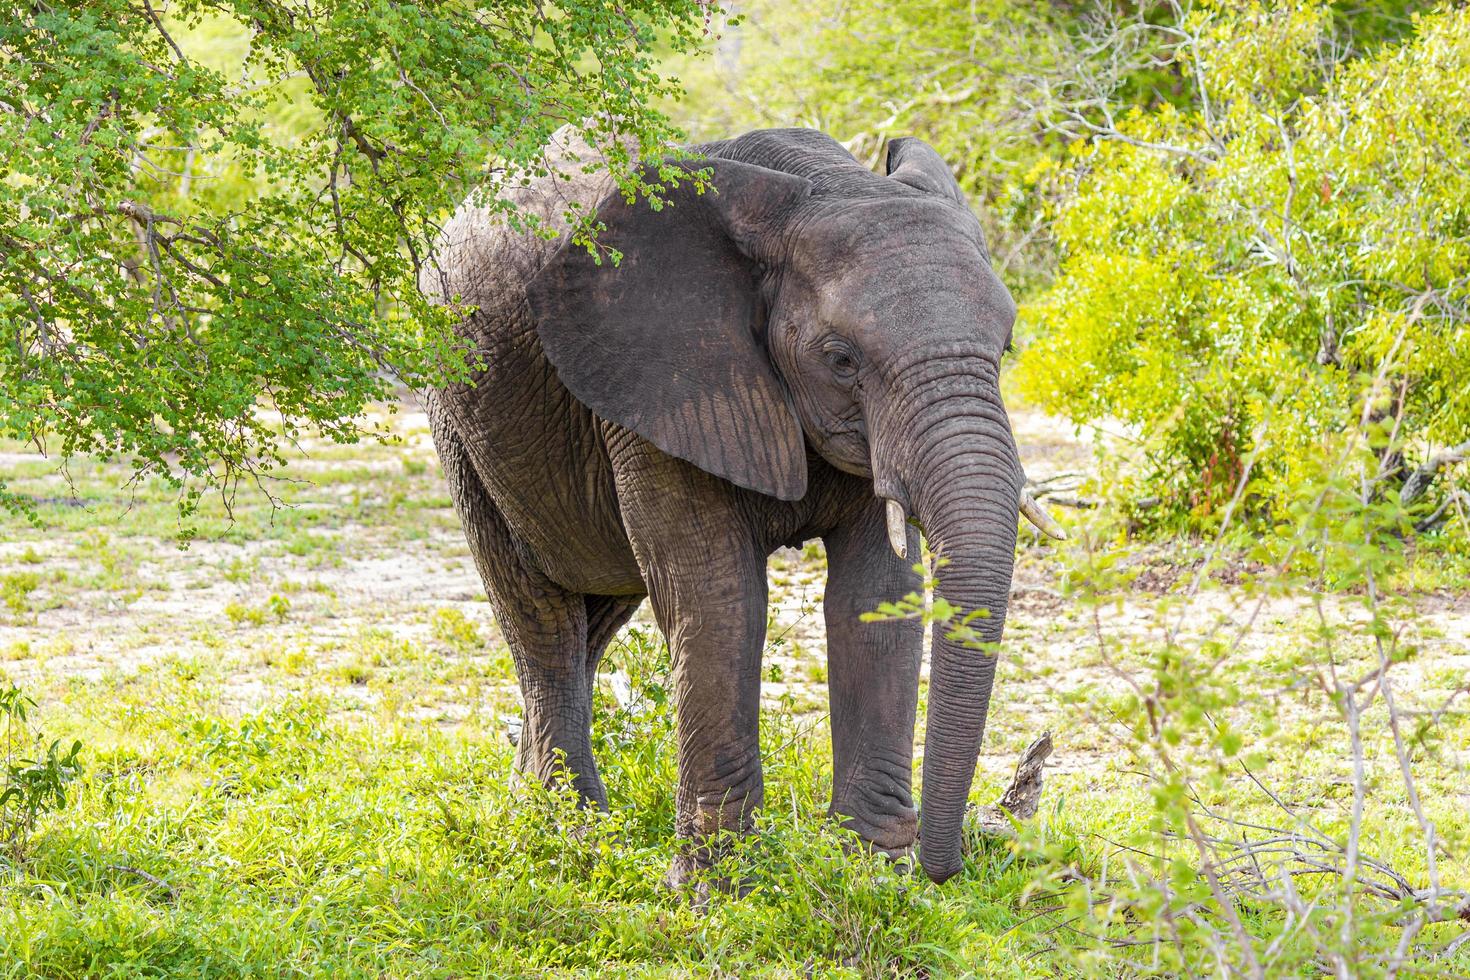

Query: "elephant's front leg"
left=659, top=567, right=767, bottom=888
left=612, top=445, right=768, bottom=888
left=823, top=499, right=924, bottom=854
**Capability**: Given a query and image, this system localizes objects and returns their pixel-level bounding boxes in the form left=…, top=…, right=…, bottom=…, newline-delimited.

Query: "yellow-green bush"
left=1016, top=2, right=1470, bottom=537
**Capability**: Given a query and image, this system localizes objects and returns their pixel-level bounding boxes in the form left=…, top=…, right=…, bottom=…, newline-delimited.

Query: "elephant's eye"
left=821, top=340, right=858, bottom=377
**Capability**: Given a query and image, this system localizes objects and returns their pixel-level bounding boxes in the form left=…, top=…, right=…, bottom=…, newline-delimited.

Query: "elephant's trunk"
left=914, top=485, right=1017, bottom=882
left=883, top=358, right=1020, bottom=884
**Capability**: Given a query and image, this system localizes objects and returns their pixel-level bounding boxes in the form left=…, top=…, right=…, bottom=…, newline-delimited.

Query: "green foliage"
left=221, top=592, right=287, bottom=625
left=1016, top=2, right=1470, bottom=535
left=669, top=0, right=1071, bottom=293
left=861, top=556, right=998, bottom=652
left=428, top=605, right=481, bottom=655
left=223, top=599, right=265, bottom=626
left=183, top=697, right=329, bottom=775
left=0, top=572, right=40, bottom=621
left=1, top=685, right=84, bottom=860
left=0, top=0, right=716, bottom=530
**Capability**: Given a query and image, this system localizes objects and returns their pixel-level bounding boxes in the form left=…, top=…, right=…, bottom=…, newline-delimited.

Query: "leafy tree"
left=669, top=0, right=1071, bottom=294
left=669, top=2, right=1431, bottom=299
left=1, top=0, right=714, bottom=530
left=1015, top=1, right=1470, bottom=538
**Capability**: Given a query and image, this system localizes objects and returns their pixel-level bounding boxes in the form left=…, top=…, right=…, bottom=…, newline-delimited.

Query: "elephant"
left=420, top=126, right=1063, bottom=885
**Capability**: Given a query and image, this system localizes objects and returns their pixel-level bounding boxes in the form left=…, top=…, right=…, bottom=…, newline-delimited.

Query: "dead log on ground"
left=968, top=731, right=1054, bottom=838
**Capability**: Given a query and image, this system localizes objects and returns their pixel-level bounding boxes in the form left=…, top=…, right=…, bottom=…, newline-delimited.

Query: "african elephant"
left=420, top=127, right=1062, bottom=885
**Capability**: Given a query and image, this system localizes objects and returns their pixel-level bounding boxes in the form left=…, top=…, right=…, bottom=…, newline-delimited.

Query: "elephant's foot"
left=661, top=850, right=713, bottom=891
left=513, top=736, right=608, bottom=812
left=830, top=794, right=918, bottom=859
left=665, top=784, right=761, bottom=903
left=662, top=849, right=754, bottom=906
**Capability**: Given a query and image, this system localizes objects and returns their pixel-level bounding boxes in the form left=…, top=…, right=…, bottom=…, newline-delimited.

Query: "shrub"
left=1, top=685, right=84, bottom=861
left=0, top=572, right=40, bottom=620
left=429, top=607, right=482, bottom=655
left=1016, top=2, right=1470, bottom=539
left=223, top=601, right=267, bottom=627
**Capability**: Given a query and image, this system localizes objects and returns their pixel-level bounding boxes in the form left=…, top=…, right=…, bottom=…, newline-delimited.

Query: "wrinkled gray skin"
left=422, top=128, right=1021, bottom=885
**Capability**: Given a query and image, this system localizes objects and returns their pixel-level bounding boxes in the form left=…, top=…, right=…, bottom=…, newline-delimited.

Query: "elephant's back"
left=421, top=127, right=617, bottom=321
left=424, top=129, right=643, bottom=595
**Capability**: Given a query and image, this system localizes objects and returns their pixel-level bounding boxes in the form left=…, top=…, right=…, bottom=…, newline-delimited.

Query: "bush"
left=429, top=607, right=482, bottom=655
left=1015, top=2, right=1470, bottom=539
left=1, top=685, right=84, bottom=862
left=0, top=573, right=40, bottom=621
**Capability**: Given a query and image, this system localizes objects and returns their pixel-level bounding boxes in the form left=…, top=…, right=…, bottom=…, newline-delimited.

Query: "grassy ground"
left=1, top=397, right=1467, bottom=976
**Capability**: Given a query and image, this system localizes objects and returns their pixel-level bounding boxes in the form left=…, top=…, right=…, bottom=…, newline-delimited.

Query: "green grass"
left=1, top=401, right=1467, bottom=976
left=6, top=626, right=1462, bottom=976
left=0, top=646, right=1069, bottom=977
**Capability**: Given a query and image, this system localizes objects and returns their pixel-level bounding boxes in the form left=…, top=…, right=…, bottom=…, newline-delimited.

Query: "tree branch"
left=1399, top=441, right=1470, bottom=507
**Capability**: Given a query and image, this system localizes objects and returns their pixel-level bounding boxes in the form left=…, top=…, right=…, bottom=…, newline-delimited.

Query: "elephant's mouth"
left=878, top=488, right=1064, bottom=560
left=811, top=424, right=875, bottom=478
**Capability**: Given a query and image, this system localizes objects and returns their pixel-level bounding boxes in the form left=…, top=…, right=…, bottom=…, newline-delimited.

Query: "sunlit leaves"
left=0, top=0, right=715, bottom=530
left=1016, top=3, right=1470, bottom=537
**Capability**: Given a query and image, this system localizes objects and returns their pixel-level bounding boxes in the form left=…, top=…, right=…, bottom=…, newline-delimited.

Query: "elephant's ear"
left=885, top=137, right=969, bottom=209
left=885, top=137, right=989, bottom=259
left=526, top=159, right=812, bottom=501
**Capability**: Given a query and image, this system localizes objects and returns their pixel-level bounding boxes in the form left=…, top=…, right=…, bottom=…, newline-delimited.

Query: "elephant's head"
left=526, top=129, right=1061, bottom=883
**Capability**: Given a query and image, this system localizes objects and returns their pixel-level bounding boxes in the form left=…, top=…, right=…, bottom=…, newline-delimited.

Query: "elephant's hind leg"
left=585, top=595, right=642, bottom=677
left=497, top=578, right=605, bottom=807
left=428, top=400, right=608, bottom=807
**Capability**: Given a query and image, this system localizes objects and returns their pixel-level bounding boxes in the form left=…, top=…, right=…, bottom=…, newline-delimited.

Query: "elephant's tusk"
left=884, top=498, right=908, bottom=560
left=1019, top=489, right=1067, bottom=541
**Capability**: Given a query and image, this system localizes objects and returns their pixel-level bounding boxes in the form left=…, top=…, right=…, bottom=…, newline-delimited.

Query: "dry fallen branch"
left=108, top=863, right=178, bottom=901
left=1039, top=494, right=1098, bottom=510
left=1025, top=474, right=1099, bottom=510
left=969, top=731, right=1053, bottom=837
left=1187, top=822, right=1470, bottom=926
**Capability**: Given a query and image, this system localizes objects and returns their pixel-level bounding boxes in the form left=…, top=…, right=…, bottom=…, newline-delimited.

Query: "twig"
left=1441, top=929, right=1470, bottom=959
left=1400, top=441, right=1470, bottom=507
left=108, top=863, right=178, bottom=900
